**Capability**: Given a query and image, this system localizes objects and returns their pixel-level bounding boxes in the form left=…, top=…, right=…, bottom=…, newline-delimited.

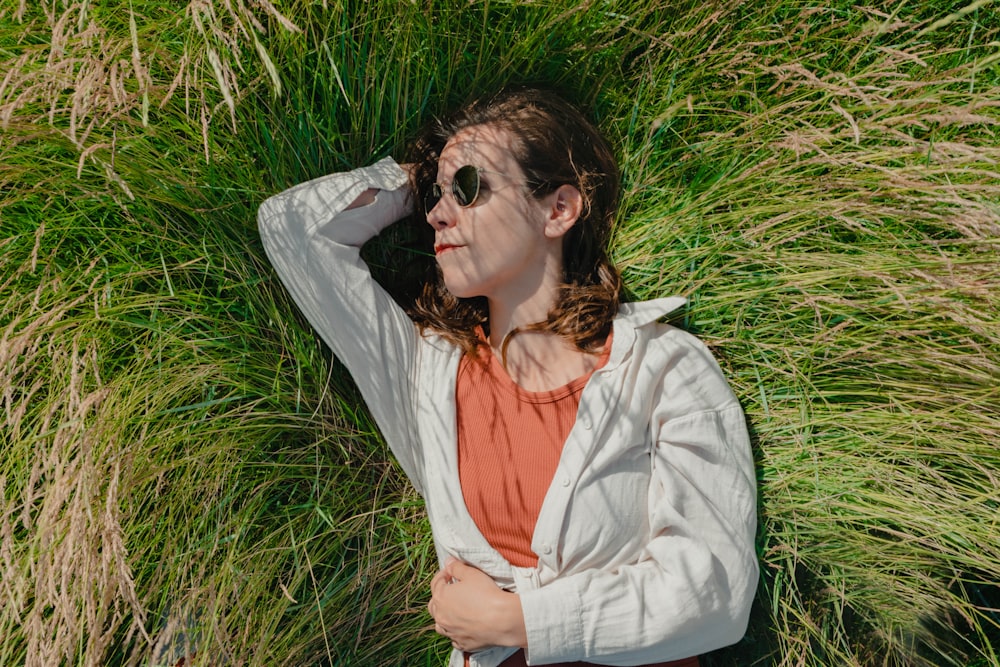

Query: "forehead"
left=437, top=125, right=522, bottom=177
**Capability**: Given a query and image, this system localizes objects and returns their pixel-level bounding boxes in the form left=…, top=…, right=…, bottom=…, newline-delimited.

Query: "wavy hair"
left=406, top=87, right=622, bottom=356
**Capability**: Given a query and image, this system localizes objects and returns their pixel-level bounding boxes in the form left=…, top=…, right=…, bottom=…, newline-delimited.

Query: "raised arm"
left=256, top=158, right=427, bottom=492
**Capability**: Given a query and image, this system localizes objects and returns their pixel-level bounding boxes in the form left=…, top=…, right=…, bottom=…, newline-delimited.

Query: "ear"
left=542, top=184, right=583, bottom=239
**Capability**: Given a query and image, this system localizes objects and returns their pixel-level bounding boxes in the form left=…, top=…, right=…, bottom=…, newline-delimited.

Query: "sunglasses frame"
left=423, top=165, right=484, bottom=216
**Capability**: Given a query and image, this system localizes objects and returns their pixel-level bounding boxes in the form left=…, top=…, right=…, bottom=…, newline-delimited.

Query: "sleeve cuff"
left=519, top=579, right=585, bottom=664
left=354, top=156, right=410, bottom=192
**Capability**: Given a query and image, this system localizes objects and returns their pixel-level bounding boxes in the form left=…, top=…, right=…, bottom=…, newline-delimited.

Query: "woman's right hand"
left=428, top=558, right=527, bottom=653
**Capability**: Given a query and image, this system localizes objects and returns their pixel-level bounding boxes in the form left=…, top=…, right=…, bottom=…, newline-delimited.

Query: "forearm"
left=519, top=542, right=755, bottom=665
left=257, top=157, right=411, bottom=253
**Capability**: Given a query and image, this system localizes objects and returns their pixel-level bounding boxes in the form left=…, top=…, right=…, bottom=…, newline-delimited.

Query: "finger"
left=445, top=558, right=474, bottom=581
left=430, top=569, right=451, bottom=595
left=441, top=556, right=460, bottom=578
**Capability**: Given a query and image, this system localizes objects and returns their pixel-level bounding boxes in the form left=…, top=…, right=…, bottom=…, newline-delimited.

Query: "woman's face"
left=426, top=124, right=559, bottom=302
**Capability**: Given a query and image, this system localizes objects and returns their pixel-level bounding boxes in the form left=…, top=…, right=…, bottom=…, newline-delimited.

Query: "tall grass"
left=1, top=1, right=998, bottom=665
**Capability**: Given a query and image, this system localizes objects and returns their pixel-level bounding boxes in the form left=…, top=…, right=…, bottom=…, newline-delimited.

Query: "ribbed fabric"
left=456, top=333, right=611, bottom=568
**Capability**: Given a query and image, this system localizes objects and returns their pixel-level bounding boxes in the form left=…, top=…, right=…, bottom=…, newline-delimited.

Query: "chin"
left=443, top=282, right=481, bottom=300
left=441, top=274, right=485, bottom=300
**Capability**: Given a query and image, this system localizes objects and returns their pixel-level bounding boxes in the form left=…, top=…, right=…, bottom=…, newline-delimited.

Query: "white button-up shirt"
left=257, top=158, right=758, bottom=666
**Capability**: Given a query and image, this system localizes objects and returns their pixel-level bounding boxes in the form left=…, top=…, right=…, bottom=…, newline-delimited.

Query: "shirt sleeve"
left=519, top=327, right=758, bottom=665
left=256, top=157, right=427, bottom=494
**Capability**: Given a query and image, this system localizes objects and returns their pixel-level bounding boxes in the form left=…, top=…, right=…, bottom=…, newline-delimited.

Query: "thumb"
left=443, top=557, right=472, bottom=579
left=442, top=556, right=461, bottom=572
left=444, top=558, right=477, bottom=581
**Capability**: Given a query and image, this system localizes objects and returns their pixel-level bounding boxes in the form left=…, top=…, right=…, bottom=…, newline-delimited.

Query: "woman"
left=257, top=87, right=758, bottom=667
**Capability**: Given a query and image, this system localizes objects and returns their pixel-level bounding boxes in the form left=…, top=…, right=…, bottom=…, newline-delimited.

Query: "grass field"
left=1, top=1, right=998, bottom=665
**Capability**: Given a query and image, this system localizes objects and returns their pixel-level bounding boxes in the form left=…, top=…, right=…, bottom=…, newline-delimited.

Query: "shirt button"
left=581, top=416, right=592, bottom=430
left=542, top=545, right=552, bottom=555
left=561, top=477, right=570, bottom=487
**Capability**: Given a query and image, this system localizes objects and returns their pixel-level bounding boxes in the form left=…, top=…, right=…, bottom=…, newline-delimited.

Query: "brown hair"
left=406, top=86, right=622, bottom=356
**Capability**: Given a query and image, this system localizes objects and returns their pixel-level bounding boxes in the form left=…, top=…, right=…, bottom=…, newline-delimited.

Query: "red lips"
left=434, top=243, right=463, bottom=255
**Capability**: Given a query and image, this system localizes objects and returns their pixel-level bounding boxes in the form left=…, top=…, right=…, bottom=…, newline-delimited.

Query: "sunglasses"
left=423, top=165, right=486, bottom=215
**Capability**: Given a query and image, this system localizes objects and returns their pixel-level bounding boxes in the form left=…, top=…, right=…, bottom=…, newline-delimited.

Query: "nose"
left=425, top=197, right=456, bottom=231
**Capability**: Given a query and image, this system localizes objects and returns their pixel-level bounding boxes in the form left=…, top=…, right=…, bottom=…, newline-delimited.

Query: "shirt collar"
left=601, top=296, right=686, bottom=371
left=616, top=296, right=687, bottom=327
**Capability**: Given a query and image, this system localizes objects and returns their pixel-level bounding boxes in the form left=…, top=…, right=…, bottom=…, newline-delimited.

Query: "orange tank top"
left=456, top=333, right=610, bottom=567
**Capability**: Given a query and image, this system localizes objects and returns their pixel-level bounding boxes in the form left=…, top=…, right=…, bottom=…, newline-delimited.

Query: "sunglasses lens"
left=424, top=184, right=443, bottom=214
left=423, top=166, right=481, bottom=215
left=452, top=166, right=480, bottom=207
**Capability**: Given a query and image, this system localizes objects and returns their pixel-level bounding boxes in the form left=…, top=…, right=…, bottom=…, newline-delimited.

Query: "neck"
left=486, top=260, right=562, bottom=349
left=487, top=291, right=602, bottom=393
left=488, top=298, right=548, bottom=349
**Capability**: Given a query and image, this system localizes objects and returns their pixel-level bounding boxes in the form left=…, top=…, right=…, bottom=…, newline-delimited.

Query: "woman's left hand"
left=428, top=558, right=527, bottom=653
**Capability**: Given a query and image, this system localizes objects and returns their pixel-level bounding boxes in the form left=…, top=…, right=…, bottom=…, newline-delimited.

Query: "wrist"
left=493, top=592, right=527, bottom=648
left=347, top=188, right=377, bottom=210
